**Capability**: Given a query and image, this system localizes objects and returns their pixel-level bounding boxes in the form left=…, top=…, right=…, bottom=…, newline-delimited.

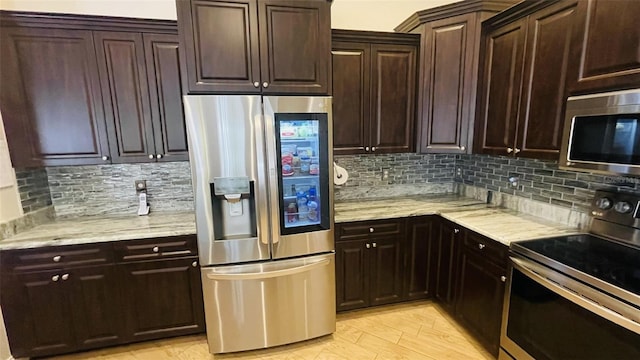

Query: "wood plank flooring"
left=47, top=301, right=494, bottom=360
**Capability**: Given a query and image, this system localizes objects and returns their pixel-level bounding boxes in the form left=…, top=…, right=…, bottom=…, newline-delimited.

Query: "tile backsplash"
left=15, top=168, right=53, bottom=214
left=47, top=162, right=194, bottom=217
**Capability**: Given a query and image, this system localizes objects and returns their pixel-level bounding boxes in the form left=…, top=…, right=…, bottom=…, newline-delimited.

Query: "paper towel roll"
left=333, top=162, right=349, bottom=185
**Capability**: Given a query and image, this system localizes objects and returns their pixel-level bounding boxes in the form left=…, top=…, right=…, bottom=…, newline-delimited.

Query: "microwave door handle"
left=511, top=257, right=640, bottom=334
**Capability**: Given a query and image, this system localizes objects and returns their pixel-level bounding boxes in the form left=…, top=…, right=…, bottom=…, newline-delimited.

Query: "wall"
left=0, top=0, right=458, bottom=31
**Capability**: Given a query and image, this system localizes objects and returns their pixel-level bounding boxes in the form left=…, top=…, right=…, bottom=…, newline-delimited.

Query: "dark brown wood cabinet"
left=0, top=235, right=204, bottom=359
left=331, top=31, right=418, bottom=155
left=455, top=230, right=508, bottom=356
left=403, top=216, right=437, bottom=300
left=177, top=0, right=330, bottom=94
left=474, top=0, right=580, bottom=160
left=568, top=0, right=640, bottom=94
left=0, top=12, right=187, bottom=167
left=434, top=218, right=461, bottom=309
left=335, top=219, right=405, bottom=311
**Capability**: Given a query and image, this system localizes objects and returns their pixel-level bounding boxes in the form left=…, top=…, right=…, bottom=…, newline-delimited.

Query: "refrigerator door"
left=184, top=95, right=270, bottom=265
left=263, top=96, right=334, bottom=259
left=201, top=253, right=336, bottom=353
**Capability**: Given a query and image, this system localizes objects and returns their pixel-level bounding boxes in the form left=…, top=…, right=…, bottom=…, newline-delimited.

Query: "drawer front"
left=1, top=243, right=113, bottom=273
left=114, top=235, right=197, bottom=262
left=336, top=219, right=404, bottom=242
left=463, top=231, right=507, bottom=266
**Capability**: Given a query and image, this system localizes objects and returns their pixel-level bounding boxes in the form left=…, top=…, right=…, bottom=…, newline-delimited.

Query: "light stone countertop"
left=0, top=212, right=196, bottom=250
left=335, top=195, right=582, bottom=245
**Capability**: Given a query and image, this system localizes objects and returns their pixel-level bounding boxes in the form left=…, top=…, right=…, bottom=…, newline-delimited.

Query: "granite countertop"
left=0, top=212, right=196, bottom=251
left=335, top=194, right=581, bottom=245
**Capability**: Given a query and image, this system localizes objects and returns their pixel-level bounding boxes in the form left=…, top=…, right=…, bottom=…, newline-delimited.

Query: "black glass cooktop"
left=513, top=234, right=640, bottom=297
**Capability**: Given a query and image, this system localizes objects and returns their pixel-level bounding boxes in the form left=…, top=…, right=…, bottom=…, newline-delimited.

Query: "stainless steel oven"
left=559, top=89, right=640, bottom=176
left=500, top=190, right=640, bottom=360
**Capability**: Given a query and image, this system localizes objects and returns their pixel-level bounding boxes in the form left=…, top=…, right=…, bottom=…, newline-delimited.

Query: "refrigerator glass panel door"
left=275, top=115, right=330, bottom=235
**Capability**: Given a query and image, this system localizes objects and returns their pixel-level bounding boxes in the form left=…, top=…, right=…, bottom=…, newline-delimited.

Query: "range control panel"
left=592, top=190, right=640, bottom=227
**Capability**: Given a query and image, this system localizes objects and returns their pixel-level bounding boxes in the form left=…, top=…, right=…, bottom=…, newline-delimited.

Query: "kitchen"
left=0, top=0, right=639, bottom=359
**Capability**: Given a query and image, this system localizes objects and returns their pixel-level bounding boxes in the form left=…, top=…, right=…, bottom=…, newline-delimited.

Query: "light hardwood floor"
left=48, top=301, right=494, bottom=360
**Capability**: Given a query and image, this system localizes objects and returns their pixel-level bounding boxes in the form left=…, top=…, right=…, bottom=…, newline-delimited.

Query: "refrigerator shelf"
left=282, top=175, right=318, bottom=180
left=281, top=137, right=318, bottom=142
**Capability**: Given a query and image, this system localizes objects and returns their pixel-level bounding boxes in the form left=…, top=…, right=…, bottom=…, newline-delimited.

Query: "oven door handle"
left=511, top=256, right=640, bottom=335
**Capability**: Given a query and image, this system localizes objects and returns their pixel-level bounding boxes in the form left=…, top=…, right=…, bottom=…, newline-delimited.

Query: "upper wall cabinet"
left=177, top=0, right=331, bottom=95
left=567, top=0, right=640, bottom=94
left=395, top=0, right=517, bottom=154
left=331, top=31, right=418, bottom=155
left=0, top=12, right=188, bottom=167
left=474, top=0, right=580, bottom=160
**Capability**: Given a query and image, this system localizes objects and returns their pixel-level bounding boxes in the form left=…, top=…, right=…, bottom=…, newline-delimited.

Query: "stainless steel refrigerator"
left=183, top=95, right=335, bottom=354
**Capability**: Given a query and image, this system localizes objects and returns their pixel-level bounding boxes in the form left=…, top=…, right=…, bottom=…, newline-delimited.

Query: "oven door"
left=500, top=255, right=640, bottom=360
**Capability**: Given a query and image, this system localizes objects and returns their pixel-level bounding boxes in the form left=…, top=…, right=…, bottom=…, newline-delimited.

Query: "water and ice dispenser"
left=210, top=176, right=257, bottom=240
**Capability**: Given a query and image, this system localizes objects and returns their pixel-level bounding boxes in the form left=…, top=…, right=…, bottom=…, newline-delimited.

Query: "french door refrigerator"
left=184, top=96, right=335, bottom=354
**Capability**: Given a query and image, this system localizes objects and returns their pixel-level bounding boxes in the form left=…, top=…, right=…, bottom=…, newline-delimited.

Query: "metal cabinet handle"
left=514, top=148, right=521, bottom=154
left=501, top=275, right=507, bottom=282
left=366, top=243, right=371, bottom=249
left=53, top=255, right=61, bottom=262
left=365, top=146, right=370, bottom=152
left=152, top=246, right=159, bottom=253
left=156, top=154, right=163, bottom=159
left=262, top=82, right=269, bottom=88
left=372, top=242, right=377, bottom=248
left=52, top=275, right=60, bottom=282
left=369, top=227, right=374, bottom=233
left=371, top=147, right=376, bottom=152
left=454, top=229, right=460, bottom=234
left=61, top=273, right=69, bottom=281
left=253, top=81, right=260, bottom=88
left=478, top=243, right=486, bottom=250
left=101, top=155, right=109, bottom=161
left=148, top=154, right=155, bottom=159
left=192, top=261, right=198, bottom=267
left=507, top=148, right=514, bottom=153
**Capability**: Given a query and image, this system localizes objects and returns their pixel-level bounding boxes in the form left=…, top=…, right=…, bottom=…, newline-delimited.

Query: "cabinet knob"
left=454, top=229, right=460, bottom=234
left=371, top=147, right=376, bottom=152
left=506, top=148, right=514, bottom=153
left=156, top=154, right=163, bottom=159
left=148, top=154, right=155, bottom=159
left=365, top=146, right=370, bottom=152
left=152, top=246, right=159, bottom=253
left=102, top=155, right=109, bottom=161
left=460, top=146, right=466, bottom=151
left=478, top=243, right=486, bottom=250
left=61, top=273, right=69, bottom=281
left=501, top=275, right=507, bottom=283
left=262, top=82, right=269, bottom=88
left=514, top=148, right=521, bottom=154
left=366, top=243, right=371, bottom=249
left=52, top=255, right=62, bottom=262
left=253, top=81, right=260, bottom=88
left=192, top=261, right=198, bottom=267
left=372, top=242, right=377, bottom=248
left=52, top=275, right=60, bottom=282
left=369, top=227, right=374, bottom=233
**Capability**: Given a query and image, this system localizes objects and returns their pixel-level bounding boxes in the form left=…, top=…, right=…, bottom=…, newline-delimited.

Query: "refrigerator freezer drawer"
left=200, top=253, right=336, bottom=354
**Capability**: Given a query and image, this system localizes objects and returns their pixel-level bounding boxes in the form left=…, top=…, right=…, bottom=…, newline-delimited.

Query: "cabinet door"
left=94, top=32, right=156, bottom=163
left=420, top=13, right=478, bottom=154
left=404, top=216, right=436, bottom=300
left=0, top=270, right=76, bottom=358
left=177, top=0, right=261, bottom=93
left=474, top=19, right=526, bottom=156
left=456, top=249, right=506, bottom=356
left=331, top=41, right=370, bottom=155
left=68, top=265, right=123, bottom=350
left=119, top=258, right=205, bottom=342
left=435, top=219, right=459, bottom=308
left=335, top=239, right=369, bottom=311
left=516, top=1, right=578, bottom=160
left=568, top=0, right=640, bottom=93
left=0, top=28, right=110, bottom=167
left=369, top=236, right=403, bottom=306
left=258, top=0, right=331, bottom=94
left=143, top=33, right=189, bottom=161
left=370, top=43, right=417, bottom=154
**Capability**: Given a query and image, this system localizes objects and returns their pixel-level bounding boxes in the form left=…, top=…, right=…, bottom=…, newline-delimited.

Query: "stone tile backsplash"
left=14, top=168, right=53, bottom=214
left=47, top=162, right=194, bottom=217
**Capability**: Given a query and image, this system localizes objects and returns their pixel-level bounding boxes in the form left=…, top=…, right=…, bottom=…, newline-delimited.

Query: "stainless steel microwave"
left=559, top=89, right=640, bottom=176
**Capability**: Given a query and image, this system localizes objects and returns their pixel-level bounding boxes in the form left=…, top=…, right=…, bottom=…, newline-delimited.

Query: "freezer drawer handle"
left=205, top=258, right=330, bottom=280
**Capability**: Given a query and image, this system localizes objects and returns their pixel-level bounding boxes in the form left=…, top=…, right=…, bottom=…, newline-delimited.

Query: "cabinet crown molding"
left=331, top=29, right=419, bottom=45
left=480, top=0, right=564, bottom=29
left=395, top=0, right=519, bottom=33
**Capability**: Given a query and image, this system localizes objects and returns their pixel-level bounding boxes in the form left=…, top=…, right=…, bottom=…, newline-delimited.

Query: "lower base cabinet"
left=0, top=235, right=205, bottom=359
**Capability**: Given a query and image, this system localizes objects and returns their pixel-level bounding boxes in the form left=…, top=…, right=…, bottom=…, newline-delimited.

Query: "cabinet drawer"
left=114, top=235, right=197, bottom=262
left=336, top=219, right=404, bottom=242
left=1, top=243, right=113, bottom=273
left=463, top=231, right=507, bottom=267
